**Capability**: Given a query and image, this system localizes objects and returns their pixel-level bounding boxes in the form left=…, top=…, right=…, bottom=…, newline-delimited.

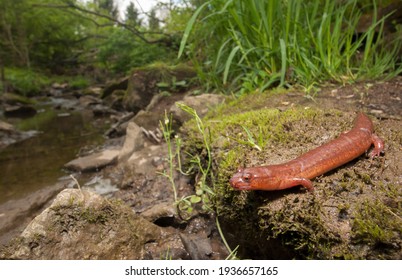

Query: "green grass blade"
left=223, top=46, right=240, bottom=85
left=279, top=38, right=287, bottom=87
left=178, top=1, right=210, bottom=59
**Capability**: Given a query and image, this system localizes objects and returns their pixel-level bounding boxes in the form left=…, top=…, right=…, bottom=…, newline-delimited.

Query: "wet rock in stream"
left=64, top=149, right=120, bottom=172
left=0, top=120, right=39, bottom=149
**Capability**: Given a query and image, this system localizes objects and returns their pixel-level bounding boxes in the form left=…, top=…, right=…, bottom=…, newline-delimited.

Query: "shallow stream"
left=0, top=100, right=109, bottom=205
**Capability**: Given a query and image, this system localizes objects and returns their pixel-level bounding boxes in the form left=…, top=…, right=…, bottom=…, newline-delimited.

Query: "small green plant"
left=157, top=77, right=188, bottom=97
left=227, top=124, right=263, bottom=151
left=159, top=113, right=179, bottom=203
left=160, top=104, right=239, bottom=258
left=176, top=103, right=215, bottom=211
left=157, top=77, right=188, bottom=91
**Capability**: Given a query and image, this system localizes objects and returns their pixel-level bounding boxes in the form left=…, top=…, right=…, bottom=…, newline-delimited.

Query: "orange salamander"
left=229, top=112, right=384, bottom=192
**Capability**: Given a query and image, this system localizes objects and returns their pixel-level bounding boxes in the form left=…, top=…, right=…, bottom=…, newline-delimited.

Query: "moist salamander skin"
left=229, top=112, right=384, bottom=192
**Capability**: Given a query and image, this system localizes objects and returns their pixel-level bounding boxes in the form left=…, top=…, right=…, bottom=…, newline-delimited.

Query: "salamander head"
left=229, top=167, right=257, bottom=190
left=230, top=166, right=281, bottom=191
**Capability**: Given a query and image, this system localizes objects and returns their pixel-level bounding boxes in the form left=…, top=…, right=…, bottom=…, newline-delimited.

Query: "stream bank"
left=1, top=70, right=401, bottom=259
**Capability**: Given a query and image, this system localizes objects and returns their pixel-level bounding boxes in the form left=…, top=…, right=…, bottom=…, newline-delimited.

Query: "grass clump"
left=179, top=0, right=402, bottom=93
left=67, top=76, right=91, bottom=89
left=3, top=68, right=51, bottom=96
left=1, top=68, right=93, bottom=96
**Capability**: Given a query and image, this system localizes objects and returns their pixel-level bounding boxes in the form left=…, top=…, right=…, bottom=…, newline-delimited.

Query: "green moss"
left=80, top=205, right=112, bottom=224
left=211, top=88, right=289, bottom=117
left=352, top=199, right=401, bottom=247
left=184, top=106, right=320, bottom=153
left=258, top=195, right=339, bottom=258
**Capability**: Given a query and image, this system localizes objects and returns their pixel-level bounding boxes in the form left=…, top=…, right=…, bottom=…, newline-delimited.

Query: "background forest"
left=0, top=0, right=200, bottom=95
left=1, top=0, right=401, bottom=97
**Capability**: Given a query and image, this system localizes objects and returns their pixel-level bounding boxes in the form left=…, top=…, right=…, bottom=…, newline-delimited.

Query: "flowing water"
left=0, top=101, right=109, bottom=205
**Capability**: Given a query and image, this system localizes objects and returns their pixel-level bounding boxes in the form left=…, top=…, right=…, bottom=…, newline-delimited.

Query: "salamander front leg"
left=279, top=177, right=314, bottom=192
left=370, top=134, right=384, bottom=158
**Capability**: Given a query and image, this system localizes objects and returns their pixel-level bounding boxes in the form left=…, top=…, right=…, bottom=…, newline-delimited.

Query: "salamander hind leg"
left=279, top=177, right=314, bottom=192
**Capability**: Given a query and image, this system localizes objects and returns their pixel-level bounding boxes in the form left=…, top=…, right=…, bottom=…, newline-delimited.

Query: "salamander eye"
left=242, top=173, right=252, bottom=182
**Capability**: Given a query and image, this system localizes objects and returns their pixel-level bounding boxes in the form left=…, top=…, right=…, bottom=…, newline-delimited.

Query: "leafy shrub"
left=97, top=28, right=175, bottom=74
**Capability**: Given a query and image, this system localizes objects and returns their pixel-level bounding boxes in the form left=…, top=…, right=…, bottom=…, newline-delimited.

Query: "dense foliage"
left=0, top=0, right=189, bottom=94
left=0, top=0, right=87, bottom=70
left=0, top=0, right=400, bottom=95
left=180, top=0, right=402, bottom=93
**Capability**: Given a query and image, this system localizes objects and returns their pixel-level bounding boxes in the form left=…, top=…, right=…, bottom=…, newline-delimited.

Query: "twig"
left=70, top=174, right=84, bottom=197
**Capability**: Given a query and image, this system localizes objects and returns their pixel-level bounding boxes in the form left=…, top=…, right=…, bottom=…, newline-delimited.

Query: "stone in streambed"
left=118, top=121, right=145, bottom=163
left=0, top=120, right=15, bottom=133
left=64, top=149, right=120, bottom=172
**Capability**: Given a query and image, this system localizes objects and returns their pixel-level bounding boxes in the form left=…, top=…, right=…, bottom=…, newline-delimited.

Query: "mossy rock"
left=180, top=92, right=402, bottom=259
left=0, top=92, right=37, bottom=105
left=124, top=62, right=196, bottom=112
left=0, top=189, right=162, bottom=259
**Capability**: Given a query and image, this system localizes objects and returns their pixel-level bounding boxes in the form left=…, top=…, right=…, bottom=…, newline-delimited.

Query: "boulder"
left=123, top=63, right=196, bottom=113
left=78, top=95, right=102, bottom=108
left=81, top=86, right=103, bottom=96
left=131, top=110, right=162, bottom=131
left=103, top=89, right=126, bottom=110
left=91, top=104, right=118, bottom=116
left=0, top=92, right=36, bottom=106
left=0, top=189, right=162, bottom=259
left=170, top=93, right=225, bottom=124
left=101, top=76, right=129, bottom=99
left=141, top=202, right=177, bottom=223
left=127, top=144, right=166, bottom=176
left=64, top=149, right=120, bottom=172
